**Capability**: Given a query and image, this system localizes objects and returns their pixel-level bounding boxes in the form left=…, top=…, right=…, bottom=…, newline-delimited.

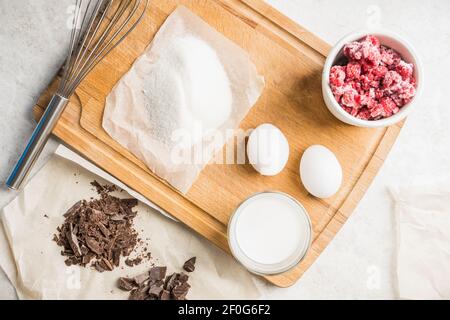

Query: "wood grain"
left=33, top=0, right=403, bottom=287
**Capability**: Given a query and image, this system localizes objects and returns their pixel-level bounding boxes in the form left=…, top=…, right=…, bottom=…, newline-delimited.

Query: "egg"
left=247, top=123, right=289, bottom=176
left=299, top=145, right=342, bottom=198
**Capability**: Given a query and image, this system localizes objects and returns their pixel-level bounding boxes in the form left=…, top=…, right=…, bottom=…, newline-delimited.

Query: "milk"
left=228, top=192, right=311, bottom=275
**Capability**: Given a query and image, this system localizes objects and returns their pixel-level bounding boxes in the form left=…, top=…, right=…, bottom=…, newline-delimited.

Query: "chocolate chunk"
left=94, top=261, right=105, bottom=273
left=183, top=257, right=196, bottom=272
left=134, top=272, right=149, bottom=285
left=96, top=222, right=110, bottom=237
left=117, top=277, right=136, bottom=291
left=82, top=252, right=95, bottom=265
left=172, top=282, right=190, bottom=300
left=160, top=290, right=171, bottom=300
left=178, top=272, right=189, bottom=283
left=85, top=237, right=102, bottom=255
left=164, top=273, right=178, bottom=291
left=65, top=224, right=81, bottom=257
left=148, top=286, right=163, bottom=298
left=100, top=258, right=113, bottom=271
left=120, top=198, right=138, bottom=208
left=129, top=288, right=146, bottom=300
left=149, top=266, right=167, bottom=281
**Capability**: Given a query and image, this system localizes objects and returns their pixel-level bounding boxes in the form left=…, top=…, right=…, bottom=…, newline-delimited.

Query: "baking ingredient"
left=299, top=145, right=342, bottom=198
left=183, top=257, right=196, bottom=272
left=143, top=35, right=232, bottom=148
left=103, top=6, right=265, bottom=194
left=118, top=260, right=195, bottom=300
left=329, top=35, right=416, bottom=120
left=229, top=192, right=311, bottom=274
left=246, top=123, right=289, bottom=176
left=53, top=181, right=149, bottom=272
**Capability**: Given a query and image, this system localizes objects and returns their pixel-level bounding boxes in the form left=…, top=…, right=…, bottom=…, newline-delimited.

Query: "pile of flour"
left=142, top=35, right=232, bottom=149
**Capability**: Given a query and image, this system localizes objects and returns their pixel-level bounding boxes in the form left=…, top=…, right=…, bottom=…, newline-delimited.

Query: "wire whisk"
left=6, top=0, right=148, bottom=190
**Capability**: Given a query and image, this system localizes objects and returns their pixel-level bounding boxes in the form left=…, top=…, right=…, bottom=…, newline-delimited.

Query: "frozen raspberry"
left=396, top=61, right=413, bottom=80
left=397, top=81, right=416, bottom=101
left=361, top=43, right=381, bottom=67
left=346, top=61, right=361, bottom=79
left=329, top=35, right=416, bottom=120
left=375, top=89, right=384, bottom=100
left=329, top=65, right=346, bottom=87
left=380, top=45, right=401, bottom=68
left=341, top=88, right=360, bottom=108
left=343, top=41, right=363, bottom=60
left=370, top=104, right=385, bottom=118
left=356, top=107, right=371, bottom=120
left=382, top=70, right=402, bottom=89
left=380, top=97, right=399, bottom=117
left=369, top=65, right=388, bottom=80
left=363, top=35, right=380, bottom=47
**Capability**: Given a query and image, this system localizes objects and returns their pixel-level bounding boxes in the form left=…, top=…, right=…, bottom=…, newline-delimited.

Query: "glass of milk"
left=228, top=191, right=312, bottom=275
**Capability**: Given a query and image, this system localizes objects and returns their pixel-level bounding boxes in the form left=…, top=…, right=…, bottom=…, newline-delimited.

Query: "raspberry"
left=356, top=107, right=371, bottom=120
left=380, top=45, right=401, bottom=68
left=382, top=70, right=402, bottom=89
left=329, top=35, right=416, bottom=120
left=346, top=61, right=361, bottom=79
left=329, top=65, right=346, bottom=86
left=343, top=41, right=363, bottom=60
left=396, top=61, right=413, bottom=80
left=363, top=35, right=380, bottom=47
left=370, top=65, right=388, bottom=80
left=341, top=88, right=360, bottom=108
left=380, top=97, right=398, bottom=117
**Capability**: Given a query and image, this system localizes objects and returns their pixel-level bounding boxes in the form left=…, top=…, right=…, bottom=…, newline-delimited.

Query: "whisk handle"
left=6, top=94, right=69, bottom=190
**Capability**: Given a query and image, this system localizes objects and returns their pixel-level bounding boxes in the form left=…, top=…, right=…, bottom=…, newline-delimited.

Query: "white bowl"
left=322, top=30, right=422, bottom=128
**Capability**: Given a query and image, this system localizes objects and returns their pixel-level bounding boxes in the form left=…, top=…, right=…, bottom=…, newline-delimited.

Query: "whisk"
left=6, top=0, right=148, bottom=190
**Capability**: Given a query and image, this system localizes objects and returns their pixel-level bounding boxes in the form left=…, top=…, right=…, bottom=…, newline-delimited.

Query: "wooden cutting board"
left=34, top=0, right=403, bottom=287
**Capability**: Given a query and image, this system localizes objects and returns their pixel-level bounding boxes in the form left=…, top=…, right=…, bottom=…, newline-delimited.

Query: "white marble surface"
left=1, top=0, right=449, bottom=299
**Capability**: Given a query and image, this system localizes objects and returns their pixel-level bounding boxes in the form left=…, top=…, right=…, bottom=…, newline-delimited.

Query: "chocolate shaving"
left=53, top=181, right=140, bottom=271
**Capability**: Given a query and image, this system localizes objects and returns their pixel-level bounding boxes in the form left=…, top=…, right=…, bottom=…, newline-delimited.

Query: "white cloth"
left=0, top=145, right=262, bottom=299
left=391, top=182, right=450, bottom=300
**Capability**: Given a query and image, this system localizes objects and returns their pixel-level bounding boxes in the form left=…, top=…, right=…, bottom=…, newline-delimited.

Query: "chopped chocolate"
left=66, top=224, right=81, bottom=257
left=160, top=290, right=171, bottom=300
left=118, top=277, right=136, bottom=291
left=53, top=181, right=140, bottom=272
left=178, top=272, right=189, bottom=283
left=148, top=286, right=163, bottom=298
left=118, top=260, right=196, bottom=300
left=164, top=273, right=178, bottom=291
left=85, top=237, right=103, bottom=255
left=172, top=282, right=191, bottom=300
left=183, top=257, right=196, bottom=272
left=129, top=288, right=146, bottom=300
left=134, top=272, right=150, bottom=285
left=149, top=266, right=167, bottom=281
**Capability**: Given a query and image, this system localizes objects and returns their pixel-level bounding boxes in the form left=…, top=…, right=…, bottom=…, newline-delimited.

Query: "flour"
left=143, top=35, right=232, bottom=148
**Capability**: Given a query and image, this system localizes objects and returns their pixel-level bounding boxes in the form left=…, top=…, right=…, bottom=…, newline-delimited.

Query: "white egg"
left=299, top=145, right=342, bottom=198
left=247, top=123, right=289, bottom=176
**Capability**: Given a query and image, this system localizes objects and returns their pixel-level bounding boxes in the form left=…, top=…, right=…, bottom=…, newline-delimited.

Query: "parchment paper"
left=0, top=145, right=262, bottom=299
left=103, top=6, right=265, bottom=193
left=390, top=181, right=450, bottom=300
